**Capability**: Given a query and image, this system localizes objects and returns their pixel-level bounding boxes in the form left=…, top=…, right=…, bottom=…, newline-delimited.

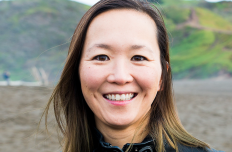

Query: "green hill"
left=0, top=0, right=231, bottom=82
left=0, top=0, right=89, bottom=81
left=161, top=1, right=232, bottom=79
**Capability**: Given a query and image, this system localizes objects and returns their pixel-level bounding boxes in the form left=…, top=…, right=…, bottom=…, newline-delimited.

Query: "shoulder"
left=178, top=144, right=224, bottom=152
left=165, top=143, right=224, bottom=152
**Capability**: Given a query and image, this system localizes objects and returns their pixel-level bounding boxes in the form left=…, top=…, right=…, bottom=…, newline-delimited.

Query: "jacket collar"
left=93, top=128, right=155, bottom=152
left=92, top=128, right=213, bottom=152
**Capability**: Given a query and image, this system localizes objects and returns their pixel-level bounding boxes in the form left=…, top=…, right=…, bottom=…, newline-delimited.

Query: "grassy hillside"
left=0, top=0, right=89, bottom=81
left=170, top=28, right=232, bottom=78
left=0, top=0, right=231, bottom=81
left=200, top=1, right=232, bottom=23
left=160, top=1, right=232, bottom=79
left=195, top=7, right=232, bottom=30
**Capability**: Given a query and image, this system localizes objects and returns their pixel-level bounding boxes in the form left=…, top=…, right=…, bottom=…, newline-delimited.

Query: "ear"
left=158, top=61, right=169, bottom=91
left=166, top=61, right=169, bottom=71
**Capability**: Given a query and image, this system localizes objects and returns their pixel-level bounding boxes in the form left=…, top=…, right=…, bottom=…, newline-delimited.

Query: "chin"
left=107, top=120, right=133, bottom=129
left=103, top=112, right=139, bottom=128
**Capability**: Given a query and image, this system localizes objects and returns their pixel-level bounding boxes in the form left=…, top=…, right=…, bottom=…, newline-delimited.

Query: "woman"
left=43, top=0, right=221, bottom=152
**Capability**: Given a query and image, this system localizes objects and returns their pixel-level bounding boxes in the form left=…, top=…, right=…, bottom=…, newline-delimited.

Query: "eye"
left=131, top=55, right=147, bottom=61
left=93, top=55, right=110, bottom=61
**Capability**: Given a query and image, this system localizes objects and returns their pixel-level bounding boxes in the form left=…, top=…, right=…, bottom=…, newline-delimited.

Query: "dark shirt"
left=93, top=128, right=223, bottom=152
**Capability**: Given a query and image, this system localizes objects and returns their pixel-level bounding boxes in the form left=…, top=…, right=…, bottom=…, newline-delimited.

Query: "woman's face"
left=79, top=9, right=162, bottom=129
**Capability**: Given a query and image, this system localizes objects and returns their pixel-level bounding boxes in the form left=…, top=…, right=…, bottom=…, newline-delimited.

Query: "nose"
left=107, top=60, right=133, bottom=85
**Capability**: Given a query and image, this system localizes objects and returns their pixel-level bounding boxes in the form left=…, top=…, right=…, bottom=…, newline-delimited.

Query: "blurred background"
left=0, top=0, right=231, bottom=151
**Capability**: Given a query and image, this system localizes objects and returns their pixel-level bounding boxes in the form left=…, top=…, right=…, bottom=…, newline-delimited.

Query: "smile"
left=104, top=93, right=137, bottom=101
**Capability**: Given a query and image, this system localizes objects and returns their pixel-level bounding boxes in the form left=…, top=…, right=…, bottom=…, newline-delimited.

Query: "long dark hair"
left=42, top=0, right=210, bottom=152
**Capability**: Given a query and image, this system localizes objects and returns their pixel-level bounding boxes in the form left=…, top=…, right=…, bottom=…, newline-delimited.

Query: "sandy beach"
left=0, top=80, right=231, bottom=152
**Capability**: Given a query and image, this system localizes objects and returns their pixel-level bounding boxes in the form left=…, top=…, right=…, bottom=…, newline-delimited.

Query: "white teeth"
left=116, top=94, right=120, bottom=100
left=109, top=94, right=112, bottom=99
left=121, top=94, right=126, bottom=100
left=126, top=94, right=129, bottom=100
left=112, top=94, right=115, bottom=100
left=105, top=93, right=135, bottom=101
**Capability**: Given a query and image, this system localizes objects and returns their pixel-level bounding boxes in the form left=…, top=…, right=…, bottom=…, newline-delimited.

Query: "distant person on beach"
left=3, top=71, right=10, bottom=86
left=42, top=0, right=222, bottom=152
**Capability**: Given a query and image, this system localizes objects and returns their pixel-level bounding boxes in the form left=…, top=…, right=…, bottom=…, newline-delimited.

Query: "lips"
left=103, top=93, right=137, bottom=101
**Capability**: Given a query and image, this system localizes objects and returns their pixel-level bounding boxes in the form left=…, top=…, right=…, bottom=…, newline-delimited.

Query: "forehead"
left=93, top=8, right=155, bottom=23
left=82, top=8, right=159, bottom=56
left=87, top=8, right=158, bottom=37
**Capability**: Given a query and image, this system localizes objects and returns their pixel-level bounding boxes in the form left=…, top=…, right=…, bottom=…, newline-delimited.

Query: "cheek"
left=133, top=65, right=162, bottom=92
left=79, top=63, right=105, bottom=93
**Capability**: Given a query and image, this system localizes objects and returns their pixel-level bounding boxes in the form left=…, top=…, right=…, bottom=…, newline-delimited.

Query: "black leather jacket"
left=93, top=129, right=223, bottom=152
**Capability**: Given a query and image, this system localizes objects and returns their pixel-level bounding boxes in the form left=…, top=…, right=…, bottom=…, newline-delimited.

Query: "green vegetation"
left=200, top=1, right=232, bottom=22
left=163, top=6, right=191, bottom=24
left=196, top=7, right=232, bottom=30
left=170, top=29, right=232, bottom=78
left=160, top=1, right=232, bottom=79
left=0, top=0, right=89, bottom=81
left=0, top=0, right=231, bottom=81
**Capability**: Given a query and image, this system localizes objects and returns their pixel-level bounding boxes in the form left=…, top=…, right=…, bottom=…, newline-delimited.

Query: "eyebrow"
left=86, top=44, right=111, bottom=53
left=87, top=43, right=154, bottom=53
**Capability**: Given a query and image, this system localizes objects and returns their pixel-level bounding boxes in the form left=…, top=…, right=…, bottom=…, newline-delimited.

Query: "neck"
left=96, top=117, right=150, bottom=149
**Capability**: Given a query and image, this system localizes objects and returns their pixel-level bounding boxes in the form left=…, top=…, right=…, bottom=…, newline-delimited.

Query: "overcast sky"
left=71, top=0, right=232, bottom=6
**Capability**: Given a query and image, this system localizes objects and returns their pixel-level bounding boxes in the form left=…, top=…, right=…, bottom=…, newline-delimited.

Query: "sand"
left=0, top=80, right=231, bottom=152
